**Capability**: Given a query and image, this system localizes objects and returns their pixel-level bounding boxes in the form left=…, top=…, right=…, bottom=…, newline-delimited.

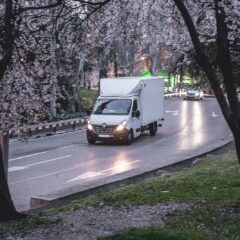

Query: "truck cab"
left=87, top=96, right=141, bottom=144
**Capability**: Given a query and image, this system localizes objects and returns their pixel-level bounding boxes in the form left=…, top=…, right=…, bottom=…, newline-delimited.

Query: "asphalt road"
left=8, top=97, right=232, bottom=211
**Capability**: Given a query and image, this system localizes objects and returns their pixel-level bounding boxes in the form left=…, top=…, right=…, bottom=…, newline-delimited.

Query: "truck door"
left=132, top=99, right=141, bottom=137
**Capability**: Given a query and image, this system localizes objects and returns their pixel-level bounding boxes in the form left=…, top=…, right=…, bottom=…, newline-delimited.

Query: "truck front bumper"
left=86, top=128, right=130, bottom=143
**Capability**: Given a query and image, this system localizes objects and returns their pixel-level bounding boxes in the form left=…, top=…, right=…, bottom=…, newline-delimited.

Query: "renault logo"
left=102, top=123, right=107, bottom=130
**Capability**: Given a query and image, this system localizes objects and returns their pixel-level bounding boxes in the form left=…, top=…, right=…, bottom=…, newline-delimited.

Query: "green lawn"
left=49, top=151, right=240, bottom=240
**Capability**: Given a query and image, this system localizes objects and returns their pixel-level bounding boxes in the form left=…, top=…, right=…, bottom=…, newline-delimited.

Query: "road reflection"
left=192, top=102, right=203, bottom=147
left=180, top=100, right=188, bottom=128
left=179, top=101, right=203, bottom=150
left=109, top=153, right=140, bottom=175
left=68, top=153, right=140, bottom=183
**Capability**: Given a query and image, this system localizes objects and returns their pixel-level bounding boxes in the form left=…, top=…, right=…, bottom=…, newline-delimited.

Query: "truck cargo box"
left=100, top=77, right=164, bottom=125
left=138, top=78, right=164, bottom=125
left=100, top=77, right=143, bottom=97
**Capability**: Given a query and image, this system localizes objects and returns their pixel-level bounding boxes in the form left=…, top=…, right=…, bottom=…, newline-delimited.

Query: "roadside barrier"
left=164, top=92, right=183, bottom=98
left=9, top=117, right=88, bottom=139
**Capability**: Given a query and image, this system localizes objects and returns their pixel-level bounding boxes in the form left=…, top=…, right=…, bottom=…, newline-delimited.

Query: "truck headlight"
left=87, top=121, right=93, bottom=131
left=116, top=120, right=127, bottom=131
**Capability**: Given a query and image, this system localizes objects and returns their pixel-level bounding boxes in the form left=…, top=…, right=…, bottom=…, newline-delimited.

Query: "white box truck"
left=86, top=77, right=164, bottom=144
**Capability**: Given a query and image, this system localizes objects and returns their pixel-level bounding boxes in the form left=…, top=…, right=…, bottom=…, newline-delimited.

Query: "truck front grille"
left=93, top=125, right=117, bottom=134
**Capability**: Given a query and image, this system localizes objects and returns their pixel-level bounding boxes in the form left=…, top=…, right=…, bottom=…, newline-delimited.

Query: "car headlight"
left=87, top=121, right=93, bottom=131
left=116, top=120, right=127, bottom=131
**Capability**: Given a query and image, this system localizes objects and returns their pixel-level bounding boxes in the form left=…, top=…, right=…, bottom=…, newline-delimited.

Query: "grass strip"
left=48, top=151, right=240, bottom=240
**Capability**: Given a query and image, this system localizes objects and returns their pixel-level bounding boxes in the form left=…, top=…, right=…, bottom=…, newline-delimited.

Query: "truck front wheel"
left=149, top=122, right=157, bottom=136
left=87, top=137, right=96, bottom=144
left=125, top=130, right=134, bottom=145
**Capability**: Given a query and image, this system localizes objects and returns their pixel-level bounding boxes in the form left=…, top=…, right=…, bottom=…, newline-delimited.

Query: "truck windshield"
left=93, top=99, right=132, bottom=115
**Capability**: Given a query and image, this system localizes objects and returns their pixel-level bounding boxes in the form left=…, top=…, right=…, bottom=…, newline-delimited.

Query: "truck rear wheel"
left=149, top=122, right=157, bottom=136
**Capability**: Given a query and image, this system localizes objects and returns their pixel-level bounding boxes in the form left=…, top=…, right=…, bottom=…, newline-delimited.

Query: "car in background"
left=183, top=87, right=204, bottom=100
left=164, top=90, right=172, bottom=94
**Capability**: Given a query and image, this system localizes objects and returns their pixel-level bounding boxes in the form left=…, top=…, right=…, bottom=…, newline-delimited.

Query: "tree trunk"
left=0, top=135, right=21, bottom=222
left=0, top=1, right=21, bottom=221
left=179, top=67, right=184, bottom=90
left=0, top=0, right=14, bottom=82
left=114, top=51, right=118, bottom=77
left=150, top=46, right=160, bottom=76
left=50, top=82, right=57, bottom=118
left=0, top=135, right=9, bottom=179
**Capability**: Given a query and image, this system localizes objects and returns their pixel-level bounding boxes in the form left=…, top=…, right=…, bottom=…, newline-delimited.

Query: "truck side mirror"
left=132, top=110, right=140, bottom=118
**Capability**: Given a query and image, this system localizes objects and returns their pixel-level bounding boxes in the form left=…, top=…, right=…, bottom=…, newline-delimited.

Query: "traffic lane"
left=9, top=98, right=182, bottom=159
left=174, top=98, right=229, bottom=151
left=9, top=153, right=140, bottom=211
left=9, top=129, right=87, bottom=159
left=9, top=111, right=230, bottom=211
left=134, top=97, right=225, bottom=146
left=8, top=97, right=184, bottom=182
left=9, top=98, right=231, bottom=210
left=9, top=108, right=186, bottom=184
left=8, top=97, right=226, bottom=182
left=8, top=127, right=180, bottom=211
left=10, top=134, right=231, bottom=212
left=9, top=98, right=226, bottom=186
left=9, top=134, right=169, bottom=184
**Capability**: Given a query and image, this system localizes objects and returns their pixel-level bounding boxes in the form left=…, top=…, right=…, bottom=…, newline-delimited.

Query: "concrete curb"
left=30, top=134, right=233, bottom=211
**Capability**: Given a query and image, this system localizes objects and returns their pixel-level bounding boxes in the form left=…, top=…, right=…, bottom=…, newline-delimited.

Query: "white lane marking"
left=9, top=155, right=72, bottom=172
left=23, top=155, right=72, bottom=168
left=211, top=112, right=218, bottom=118
left=154, top=137, right=171, bottom=144
left=9, top=166, right=28, bottom=172
left=9, top=151, right=48, bottom=162
left=10, top=160, right=141, bottom=185
left=10, top=161, right=104, bottom=184
left=59, top=145, right=75, bottom=149
left=67, top=160, right=141, bottom=183
left=165, top=110, right=179, bottom=116
left=56, top=130, right=66, bottom=134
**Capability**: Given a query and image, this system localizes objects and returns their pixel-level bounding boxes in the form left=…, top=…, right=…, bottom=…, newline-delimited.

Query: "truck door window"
left=132, top=100, right=138, bottom=112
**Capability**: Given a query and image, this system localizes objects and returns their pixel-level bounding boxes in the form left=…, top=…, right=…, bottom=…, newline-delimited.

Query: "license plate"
left=98, top=134, right=113, bottom=138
